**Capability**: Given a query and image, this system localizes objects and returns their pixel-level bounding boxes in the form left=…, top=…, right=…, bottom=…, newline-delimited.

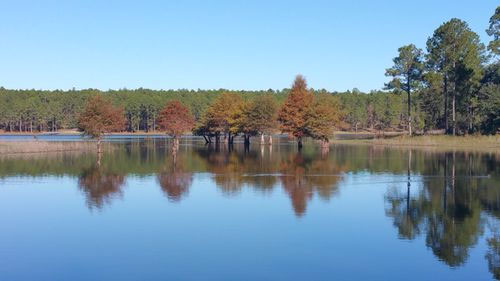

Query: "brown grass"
left=333, top=135, right=500, bottom=153
left=0, top=141, right=104, bottom=155
left=0, top=130, right=165, bottom=135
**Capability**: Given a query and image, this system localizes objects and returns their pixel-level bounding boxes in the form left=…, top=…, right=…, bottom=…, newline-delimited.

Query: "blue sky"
left=0, top=0, right=497, bottom=92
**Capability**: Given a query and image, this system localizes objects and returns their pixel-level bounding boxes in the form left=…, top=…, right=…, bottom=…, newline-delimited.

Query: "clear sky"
left=0, top=0, right=497, bottom=92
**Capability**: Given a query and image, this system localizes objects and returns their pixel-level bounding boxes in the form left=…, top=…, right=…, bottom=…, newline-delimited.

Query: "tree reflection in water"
left=196, top=144, right=345, bottom=216
left=385, top=150, right=500, bottom=278
left=486, top=220, right=500, bottom=280
left=77, top=165, right=126, bottom=210
left=156, top=147, right=193, bottom=202
left=279, top=152, right=344, bottom=216
left=4, top=140, right=498, bottom=279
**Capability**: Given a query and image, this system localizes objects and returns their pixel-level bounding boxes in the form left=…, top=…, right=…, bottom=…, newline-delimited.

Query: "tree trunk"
left=321, top=139, right=329, bottom=148
left=152, top=114, right=156, bottom=132
left=451, top=63, right=456, bottom=136
left=452, top=91, right=456, bottom=136
left=97, top=151, right=102, bottom=167
left=320, top=138, right=329, bottom=158
left=172, top=145, right=178, bottom=166
left=407, top=77, right=412, bottom=137
left=268, top=135, right=272, bottom=145
left=297, top=137, right=303, bottom=150
left=260, top=133, right=265, bottom=145
left=174, top=137, right=180, bottom=150
left=244, top=140, right=250, bottom=153
left=97, top=136, right=102, bottom=155
left=444, top=75, right=449, bottom=134
left=468, top=105, right=473, bottom=134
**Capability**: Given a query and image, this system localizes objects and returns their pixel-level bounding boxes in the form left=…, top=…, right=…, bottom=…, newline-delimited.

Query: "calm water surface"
left=0, top=137, right=499, bottom=280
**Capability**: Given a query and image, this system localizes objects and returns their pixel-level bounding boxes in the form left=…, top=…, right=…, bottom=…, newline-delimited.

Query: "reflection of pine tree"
left=385, top=187, right=424, bottom=240
left=385, top=150, right=423, bottom=239
left=384, top=152, right=487, bottom=268
left=486, top=221, right=500, bottom=280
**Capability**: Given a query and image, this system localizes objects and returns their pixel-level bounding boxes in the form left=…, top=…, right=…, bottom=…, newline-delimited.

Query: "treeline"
left=0, top=88, right=286, bottom=133
left=0, top=6, right=498, bottom=135
left=382, top=9, right=500, bottom=135
left=2, top=84, right=496, bottom=135
left=0, top=88, right=281, bottom=133
left=74, top=75, right=342, bottom=150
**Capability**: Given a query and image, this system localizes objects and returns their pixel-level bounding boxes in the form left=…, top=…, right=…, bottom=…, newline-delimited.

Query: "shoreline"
left=0, top=131, right=166, bottom=136
left=332, top=135, right=500, bottom=153
left=0, top=134, right=498, bottom=155
left=0, top=141, right=102, bottom=155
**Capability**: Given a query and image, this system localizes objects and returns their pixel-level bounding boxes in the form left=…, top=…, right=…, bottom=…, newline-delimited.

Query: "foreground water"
left=0, top=137, right=499, bottom=281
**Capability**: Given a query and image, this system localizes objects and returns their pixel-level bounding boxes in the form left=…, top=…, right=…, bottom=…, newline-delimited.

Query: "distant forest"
left=1, top=7, right=499, bottom=135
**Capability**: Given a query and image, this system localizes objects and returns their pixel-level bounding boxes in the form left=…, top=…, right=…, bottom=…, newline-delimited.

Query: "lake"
left=0, top=137, right=499, bottom=281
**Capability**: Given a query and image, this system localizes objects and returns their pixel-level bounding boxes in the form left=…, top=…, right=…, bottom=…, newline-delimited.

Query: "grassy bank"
left=0, top=141, right=102, bottom=155
left=0, top=129, right=166, bottom=135
left=1, top=134, right=498, bottom=155
left=333, top=135, right=500, bottom=152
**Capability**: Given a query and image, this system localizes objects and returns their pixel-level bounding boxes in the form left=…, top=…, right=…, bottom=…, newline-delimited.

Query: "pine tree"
left=385, top=44, right=424, bottom=136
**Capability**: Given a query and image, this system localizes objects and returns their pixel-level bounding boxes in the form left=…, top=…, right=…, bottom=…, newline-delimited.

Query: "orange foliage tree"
left=305, top=93, right=343, bottom=147
left=238, top=94, right=277, bottom=145
left=78, top=95, right=126, bottom=153
left=196, top=92, right=243, bottom=144
left=158, top=100, right=195, bottom=143
left=278, top=75, right=314, bottom=148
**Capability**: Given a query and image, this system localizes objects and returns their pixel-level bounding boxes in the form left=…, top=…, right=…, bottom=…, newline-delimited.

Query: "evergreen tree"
left=386, top=44, right=424, bottom=136
left=426, top=19, right=486, bottom=135
left=487, top=6, right=500, bottom=56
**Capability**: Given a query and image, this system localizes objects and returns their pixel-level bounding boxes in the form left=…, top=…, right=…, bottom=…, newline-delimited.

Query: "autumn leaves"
left=194, top=75, right=342, bottom=148
left=157, top=100, right=195, bottom=149
left=78, top=75, right=343, bottom=150
left=278, top=75, right=342, bottom=148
